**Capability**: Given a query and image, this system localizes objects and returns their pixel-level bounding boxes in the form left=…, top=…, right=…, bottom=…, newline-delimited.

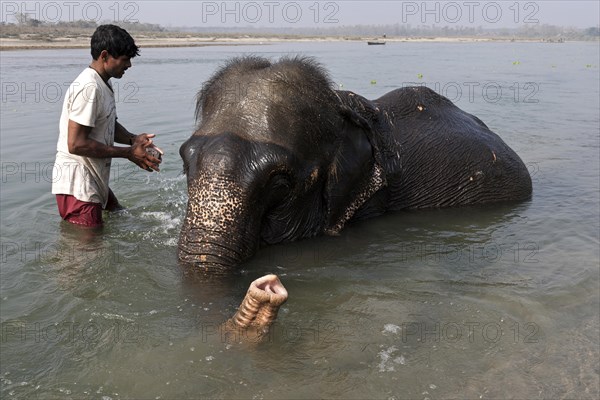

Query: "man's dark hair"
left=91, top=24, right=140, bottom=60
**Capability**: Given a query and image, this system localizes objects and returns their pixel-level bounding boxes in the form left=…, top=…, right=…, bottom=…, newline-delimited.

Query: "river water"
left=1, top=41, right=599, bottom=399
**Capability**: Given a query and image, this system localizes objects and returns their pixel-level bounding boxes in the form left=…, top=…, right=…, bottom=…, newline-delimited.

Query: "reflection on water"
left=1, top=42, right=598, bottom=398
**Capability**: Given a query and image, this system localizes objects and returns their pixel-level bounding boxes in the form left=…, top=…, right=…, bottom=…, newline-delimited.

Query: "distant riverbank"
left=0, top=34, right=558, bottom=51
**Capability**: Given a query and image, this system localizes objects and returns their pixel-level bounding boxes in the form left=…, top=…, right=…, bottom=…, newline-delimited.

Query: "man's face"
left=105, top=54, right=132, bottom=79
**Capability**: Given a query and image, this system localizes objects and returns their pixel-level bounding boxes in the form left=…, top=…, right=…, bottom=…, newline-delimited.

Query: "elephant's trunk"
left=229, top=274, right=288, bottom=329
left=221, top=274, right=288, bottom=342
left=178, top=173, right=261, bottom=270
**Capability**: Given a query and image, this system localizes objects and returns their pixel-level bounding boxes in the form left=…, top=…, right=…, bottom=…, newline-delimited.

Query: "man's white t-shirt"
left=52, top=67, right=116, bottom=208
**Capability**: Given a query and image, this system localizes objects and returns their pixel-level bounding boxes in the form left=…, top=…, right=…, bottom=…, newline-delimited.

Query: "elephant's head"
left=178, top=56, right=386, bottom=271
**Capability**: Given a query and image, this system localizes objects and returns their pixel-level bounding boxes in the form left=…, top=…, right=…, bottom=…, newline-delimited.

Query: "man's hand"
left=128, top=133, right=163, bottom=172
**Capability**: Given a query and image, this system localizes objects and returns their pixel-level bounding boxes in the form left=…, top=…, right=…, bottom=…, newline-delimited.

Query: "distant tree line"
left=179, top=23, right=600, bottom=40
left=584, top=27, right=600, bottom=36
left=2, top=12, right=598, bottom=40
left=2, top=13, right=164, bottom=32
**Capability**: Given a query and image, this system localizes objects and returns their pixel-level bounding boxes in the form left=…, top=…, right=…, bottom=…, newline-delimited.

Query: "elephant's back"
left=376, top=87, right=457, bottom=116
left=375, top=86, right=486, bottom=128
left=373, top=87, right=532, bottom=209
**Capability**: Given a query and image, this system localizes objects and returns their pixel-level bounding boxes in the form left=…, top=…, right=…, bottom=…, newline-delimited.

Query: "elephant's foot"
left=223, top=274, right=288, bottom=341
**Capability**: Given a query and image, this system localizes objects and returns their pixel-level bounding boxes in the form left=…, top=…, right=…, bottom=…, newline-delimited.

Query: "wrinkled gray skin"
left=179, top=56, right=532, bottom=272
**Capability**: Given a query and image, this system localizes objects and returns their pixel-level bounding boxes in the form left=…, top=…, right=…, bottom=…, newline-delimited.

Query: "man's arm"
left=68, top=120, right=129, bottom=158
left=114, top=121, right=136, bottom=145
left=67, top=120, right=160, bottom=171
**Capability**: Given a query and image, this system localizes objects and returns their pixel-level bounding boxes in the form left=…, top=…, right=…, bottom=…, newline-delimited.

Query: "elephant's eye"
left=180, top=142, right=202, bottom=177
left=270, top=173, right=292, bottom=191
left=179, top=141, right=195, bottom=176
left=265, top=172, right=293, bottom=205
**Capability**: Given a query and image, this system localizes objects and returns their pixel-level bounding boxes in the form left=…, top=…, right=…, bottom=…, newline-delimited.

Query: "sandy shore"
left=0, top=35, right=525, bottom=51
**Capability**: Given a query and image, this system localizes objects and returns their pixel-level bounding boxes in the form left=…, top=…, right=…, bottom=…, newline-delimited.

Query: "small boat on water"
left=367, top=41, right=386, bottom=45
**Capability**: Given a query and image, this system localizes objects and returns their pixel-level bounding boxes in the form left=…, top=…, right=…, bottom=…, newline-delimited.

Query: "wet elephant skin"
left=178, top=56, right=532, bottom=271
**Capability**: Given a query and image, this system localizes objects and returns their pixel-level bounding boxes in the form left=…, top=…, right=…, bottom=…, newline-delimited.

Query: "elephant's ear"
left=324, top=106, right=387, bottom=235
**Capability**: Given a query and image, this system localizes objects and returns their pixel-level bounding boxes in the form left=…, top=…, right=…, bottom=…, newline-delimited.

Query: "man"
left=52, top=24, right=162, bottom=228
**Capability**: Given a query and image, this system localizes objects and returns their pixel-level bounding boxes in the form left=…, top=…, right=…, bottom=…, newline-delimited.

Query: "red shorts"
left=55, top=194, right=103, bottom=228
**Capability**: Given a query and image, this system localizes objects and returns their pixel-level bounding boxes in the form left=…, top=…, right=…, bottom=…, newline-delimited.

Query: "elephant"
left=178, top=55, right=532, bottom=273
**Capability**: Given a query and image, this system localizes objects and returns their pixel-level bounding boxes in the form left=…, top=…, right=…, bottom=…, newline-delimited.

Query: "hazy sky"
left=2, top=1, right=599, bottom=28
